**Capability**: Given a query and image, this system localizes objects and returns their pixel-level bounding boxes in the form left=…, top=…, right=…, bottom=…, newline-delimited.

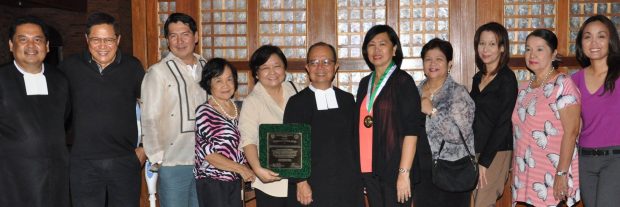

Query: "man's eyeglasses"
left=307, top=59, right=336, bottom=67
left=88, top=37, right=117, bottom=46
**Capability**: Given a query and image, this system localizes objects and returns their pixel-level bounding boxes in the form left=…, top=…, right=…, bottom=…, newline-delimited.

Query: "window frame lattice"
left=503, top=0, right=558, bottom=56
left=200, top=0, right=249, bottom=61
left=157, top=0, right=177, bottom=59
left=258, top=0, right=308, bottom=59
left=568, top=1, right=620, bottom=55
left=336, top=0, right=387, bottom=60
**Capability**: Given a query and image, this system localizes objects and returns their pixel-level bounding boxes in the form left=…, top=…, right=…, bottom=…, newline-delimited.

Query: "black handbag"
left=431, top=128, right=478, bottom=192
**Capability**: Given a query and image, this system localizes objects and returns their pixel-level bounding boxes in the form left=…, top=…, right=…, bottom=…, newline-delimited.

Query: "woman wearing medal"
left=354, top=25, right=425, bottom=207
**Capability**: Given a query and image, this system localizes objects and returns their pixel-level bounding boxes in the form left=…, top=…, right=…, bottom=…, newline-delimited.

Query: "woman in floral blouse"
left=414, top=38, right=476, bottom=207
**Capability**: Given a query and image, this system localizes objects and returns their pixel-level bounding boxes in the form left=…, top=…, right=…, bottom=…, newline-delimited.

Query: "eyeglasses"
left=88, top=37, right=117, bottom=46
left=307, top=59, right=336, bottom=67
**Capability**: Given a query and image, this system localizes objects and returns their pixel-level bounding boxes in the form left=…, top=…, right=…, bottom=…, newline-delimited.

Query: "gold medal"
left=363, top=115, right=373, bottom=128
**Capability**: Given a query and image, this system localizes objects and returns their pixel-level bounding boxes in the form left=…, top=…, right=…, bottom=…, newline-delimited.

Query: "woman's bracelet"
left=398, top=168, right=411, bottom=174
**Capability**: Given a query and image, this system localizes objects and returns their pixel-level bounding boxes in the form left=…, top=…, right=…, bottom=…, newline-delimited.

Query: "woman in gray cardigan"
left=413, top=38, right=476, bottom=207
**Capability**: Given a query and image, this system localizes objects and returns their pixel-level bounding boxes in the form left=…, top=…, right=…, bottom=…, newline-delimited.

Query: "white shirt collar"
left=308, top=84, right=338, bottom=110
left=168, top=53, right=200, bottom=80
left=14, top=61, right=48, bottom=95
left=187, top=63, right=198, bottom=80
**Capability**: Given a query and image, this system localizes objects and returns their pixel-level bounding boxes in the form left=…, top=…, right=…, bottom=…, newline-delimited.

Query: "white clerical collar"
left=309, top=84, right=338, bottom=110
left=14, top=61, right=48, bottom=96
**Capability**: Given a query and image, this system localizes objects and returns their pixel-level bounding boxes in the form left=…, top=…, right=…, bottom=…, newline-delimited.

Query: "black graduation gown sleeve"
left=283, top=87, right=364, bottom=207
left=283, top=88, right=314, bottom=184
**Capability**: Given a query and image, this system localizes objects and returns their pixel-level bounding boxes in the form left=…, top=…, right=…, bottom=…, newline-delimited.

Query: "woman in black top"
left=469, top=22, right=518, bottom=207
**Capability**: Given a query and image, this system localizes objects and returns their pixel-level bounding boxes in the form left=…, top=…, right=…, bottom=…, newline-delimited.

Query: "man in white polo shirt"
left=140, top=13, right=207, bottom=207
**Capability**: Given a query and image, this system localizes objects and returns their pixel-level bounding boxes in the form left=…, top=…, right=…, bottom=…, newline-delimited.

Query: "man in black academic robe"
left=283, top=42, right=364, bottom=207
left=0, top=17, right=70, bottom=207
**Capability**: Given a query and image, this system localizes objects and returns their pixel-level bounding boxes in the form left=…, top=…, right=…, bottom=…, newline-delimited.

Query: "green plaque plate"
left=259, top=123, right=311, bottom=178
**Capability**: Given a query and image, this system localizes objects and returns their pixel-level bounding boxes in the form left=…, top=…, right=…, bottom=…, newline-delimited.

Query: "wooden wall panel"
left=449, top=0, right=476, bottom=88
left=132, top=0, right=148, bottom=68
left=308, top=0, right=336, bottom=47
left=475, top=0, right=503, bottom=27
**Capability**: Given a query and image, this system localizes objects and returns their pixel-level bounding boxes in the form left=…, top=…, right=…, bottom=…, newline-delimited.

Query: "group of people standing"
left=1, top=12, right=146, bottom=207
left=472, top=15, right=620, bottom=207
left=1, top=9, right=618, bottom=207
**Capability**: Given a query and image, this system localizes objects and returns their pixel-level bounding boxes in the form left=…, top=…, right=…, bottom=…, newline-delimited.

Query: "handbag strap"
left=289, top=81, right=299, bottom=93
left=456, top=128, right=474, bottom=157
left=436, top=126, right=474, bottom=158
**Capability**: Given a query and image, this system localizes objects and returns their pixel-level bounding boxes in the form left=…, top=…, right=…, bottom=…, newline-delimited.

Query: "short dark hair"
left=362, top=25, right=404, bottom=71
left=576, top=15, right=620, bottom=94
left=474, top=22, right=510, bottom=75
left=421, top=38, right=453, bottom=62
left=306, top=42, right=337, bottom=63
left=249, top=45, right=288, bottom=83
left=164, top=13, right=198, bottom=38
left=8, top=16, right=49, bottom=42
left=86, top=12, right=120, bottom=36
left=200, top=58, right=239, bottom=97
left=526, top=29, right=560, bottom=68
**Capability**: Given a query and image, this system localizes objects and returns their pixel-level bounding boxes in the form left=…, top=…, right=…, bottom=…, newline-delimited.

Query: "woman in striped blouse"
left=194, top=58, right=255, bottom=207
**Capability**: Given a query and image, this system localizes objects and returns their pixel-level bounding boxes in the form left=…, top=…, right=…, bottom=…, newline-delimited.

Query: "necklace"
left=527, top=69, right=554, bottom=91
left=426, top=81, right=443, bottom=101
left=211, top=96, right=238, bottom=119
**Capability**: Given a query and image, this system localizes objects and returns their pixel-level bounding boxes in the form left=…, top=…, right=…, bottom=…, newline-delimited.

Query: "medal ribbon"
left=366, top=62, right=396, bottom=112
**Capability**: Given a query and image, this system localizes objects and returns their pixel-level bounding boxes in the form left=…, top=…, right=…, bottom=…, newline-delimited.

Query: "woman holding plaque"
left=238, top=45, right=300, bottom=207
left=414, top=38, right=475, bottom=207
left=194, top=58, right=255, bottom=207
left=283, top=42, right=364, bottom=207
left=354, top=25, right=424, bottom=207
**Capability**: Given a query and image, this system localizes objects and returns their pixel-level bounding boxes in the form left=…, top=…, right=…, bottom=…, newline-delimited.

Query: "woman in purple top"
left=194, top=58, right=256, bottom=207
left=572, top=15, right=620, bottom=207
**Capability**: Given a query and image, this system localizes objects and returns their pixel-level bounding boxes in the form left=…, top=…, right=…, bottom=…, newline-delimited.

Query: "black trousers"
left=362, top=173, right=412, bottom=207
left=196, top=178, right=242, bottom=207
left=70, top=154, right=141, bottom=207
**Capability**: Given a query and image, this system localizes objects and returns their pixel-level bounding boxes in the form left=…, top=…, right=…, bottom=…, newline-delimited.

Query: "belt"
left=580, top=148, right=620, bottom=156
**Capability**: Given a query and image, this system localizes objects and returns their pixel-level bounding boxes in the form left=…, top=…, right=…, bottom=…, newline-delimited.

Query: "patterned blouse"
left=194, top=103, right=246, bottom=181
left=511, top=73, right=580, bottom=206
left=418, top=76, right=476, bottom=161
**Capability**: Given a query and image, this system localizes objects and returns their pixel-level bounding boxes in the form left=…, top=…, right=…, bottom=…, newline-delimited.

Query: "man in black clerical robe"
left=0, top=17, right=70, bottom=206
left=283, top=42, right=364, bottom=207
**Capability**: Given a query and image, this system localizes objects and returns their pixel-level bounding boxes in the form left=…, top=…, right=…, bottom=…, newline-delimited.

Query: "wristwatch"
left=428, top=108, right=437, bottom=118
left=556, top=171, right=567, bottom=176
